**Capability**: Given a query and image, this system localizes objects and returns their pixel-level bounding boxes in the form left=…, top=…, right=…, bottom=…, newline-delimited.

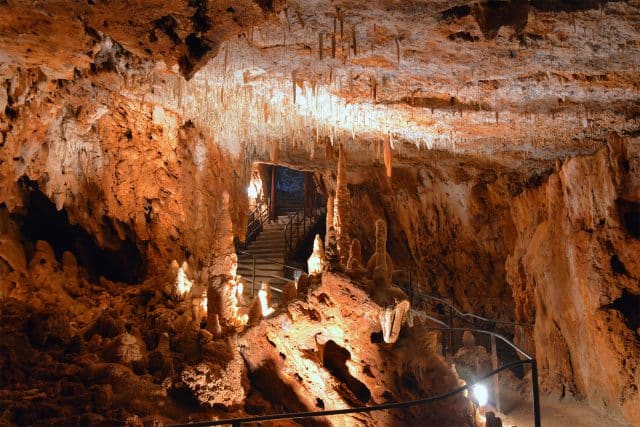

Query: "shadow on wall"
left=11, top=178, right=146, bottom=284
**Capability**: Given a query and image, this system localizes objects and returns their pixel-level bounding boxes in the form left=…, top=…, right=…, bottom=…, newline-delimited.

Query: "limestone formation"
left=335, top=143, right=352, bottom=265
left=383, top=136, right=392, bottom=178
left=453, top=331, right=492, bottom=384
left=366, top=219, right=394, bottom=284
left=206, top=284, right=223, bottom=338
left=258, top=282, right=274, bottom=317
left=324, top=196, right=340, bottom=266
left=379, top=300, right=411, bottom=344
left=307, top=234, right=326, bottom=275
left=346, top=238, right=367, bottom=278
left=280, top=281, right=298, bottom=306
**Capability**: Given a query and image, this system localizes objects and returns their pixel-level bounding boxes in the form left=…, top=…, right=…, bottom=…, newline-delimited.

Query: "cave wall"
left=506, top=136, right=640, bottom=423
left=315, top=150, right=541, bottom=322
left=319, top=138, right=639, bottom=424
left=0, top=54, right=249, bottom=280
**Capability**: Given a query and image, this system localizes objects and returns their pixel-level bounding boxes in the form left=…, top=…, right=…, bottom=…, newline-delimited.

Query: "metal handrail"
left=396, top=270, right=534, bottom=329
left=236, top=250, right=301, bottom=272
left=283, top=207, right=324, bottom=260
left=167, top=326, right=541, bottom=427
left=245, top=198, right=270, bottom=245
left=413, top=291, right=534, bottom=328
left=236, top=250, right=304, bottom=296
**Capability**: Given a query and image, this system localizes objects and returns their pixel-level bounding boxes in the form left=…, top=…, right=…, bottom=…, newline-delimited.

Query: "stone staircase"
left=237, top=216, right=290, bottom=294
left=237, top=214, right=321, bottom=299
left=237, top=191, right=324, bottom=300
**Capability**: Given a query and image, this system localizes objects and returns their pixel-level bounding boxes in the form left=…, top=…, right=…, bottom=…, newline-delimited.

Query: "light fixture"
left=472, top=384, right=489, bottom=407
left=247, top=184, right=258, bottom=199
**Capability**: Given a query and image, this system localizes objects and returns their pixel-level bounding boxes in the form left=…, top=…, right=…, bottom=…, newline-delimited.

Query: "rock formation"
left=367, top=219, right=395, bottom=284
left=307, top=234, right=326, bottom=276
left=335, top=143, right=352, bottom=265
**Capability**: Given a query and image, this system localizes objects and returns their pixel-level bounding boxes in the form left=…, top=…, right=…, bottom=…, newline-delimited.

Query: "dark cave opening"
left=322, top=340, right=372, bottom=404
left=616, top=290, right=640, bottom=333
left=603, top=289, right=640, bottom=334
left=13, top=181, right=146, bottom=284
left=617, top=199, right=640, bottom=238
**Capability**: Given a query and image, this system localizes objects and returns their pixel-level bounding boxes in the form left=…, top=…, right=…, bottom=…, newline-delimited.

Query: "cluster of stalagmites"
left=308, top=143, right=410, bottom=344
left=0, top=226, right=327, bottom=425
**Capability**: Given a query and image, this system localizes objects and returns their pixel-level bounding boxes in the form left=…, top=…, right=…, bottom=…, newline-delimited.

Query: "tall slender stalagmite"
left=335, top=143, right=351, bottom=265
left=383, top=136, right=392, bottom=178
left=325, top=196, right=339, bottom=266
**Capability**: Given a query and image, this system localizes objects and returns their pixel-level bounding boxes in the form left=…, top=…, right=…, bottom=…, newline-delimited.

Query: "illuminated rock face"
left=239, top=273, right=474, bottom=426
left=506, top=138, right=640, bottom=423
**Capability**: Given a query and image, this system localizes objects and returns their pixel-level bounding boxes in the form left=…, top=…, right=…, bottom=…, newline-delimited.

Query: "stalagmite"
left=206, top=284, right=223, bottom=338
left=324, top=196, right=340, bottom=266
left=347, top=238, right=363, bottom=268
left=174, top=261, right=194, bottom=300
left=280, top=281, right=298, bottom=306
left=383, top=136, right=392, bottom=178
left=258, top=282, right=274, bottom=316
left=308, top=234, right=326, bottom=275
left=335, top=143, right=352, bottom=265
left=366, top=219, right=394, bottom=284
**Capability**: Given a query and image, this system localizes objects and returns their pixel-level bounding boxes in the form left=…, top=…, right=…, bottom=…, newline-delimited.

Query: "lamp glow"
left=247, top=184, right=258, bottom=199
left=472, top=384, right=489, bottom=407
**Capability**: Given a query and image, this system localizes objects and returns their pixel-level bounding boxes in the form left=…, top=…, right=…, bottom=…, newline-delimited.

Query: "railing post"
left=448, top=301, right=454, bottom=358
left=531, top=360, right=541, bottom=427
left=490, top=334, right=501, bottom=414
left=251, top=257, right=256, bottom=297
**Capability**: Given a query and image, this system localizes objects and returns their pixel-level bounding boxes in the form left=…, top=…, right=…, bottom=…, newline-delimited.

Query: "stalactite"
left=283, top=6, right=291, bottom=31
left=292, top=70, right=297, bottom=105
left=335, top=143, right=351, bottom=266
left=351, top=25, right=357, bottom=56
left=223, top=43, right=229, bottom=74
left=371, top=76, right=378, bottom=101
left=395, top=37, right=401, bottom=68
left=383, top=135, right=392, bottom=178
left=295, top=8, right=305, bottom=28
left=331, top=33, right=336, bottom=59
left=319, top=32, right=324, bottom=61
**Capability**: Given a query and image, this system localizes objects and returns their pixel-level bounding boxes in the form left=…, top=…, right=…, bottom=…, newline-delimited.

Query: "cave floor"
left=498, top=390, right=630, bottom=427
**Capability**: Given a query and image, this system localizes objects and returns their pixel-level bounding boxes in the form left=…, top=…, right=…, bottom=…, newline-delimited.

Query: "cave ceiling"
left=1, top=0, right=639, bottom=170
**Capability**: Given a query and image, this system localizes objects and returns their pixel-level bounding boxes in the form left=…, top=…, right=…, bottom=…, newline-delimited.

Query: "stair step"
left=247, top=244, right=286, bottom=249
left=238, top=262, right=285, bottom=269
left=238, top=266, right=284, bottom=273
